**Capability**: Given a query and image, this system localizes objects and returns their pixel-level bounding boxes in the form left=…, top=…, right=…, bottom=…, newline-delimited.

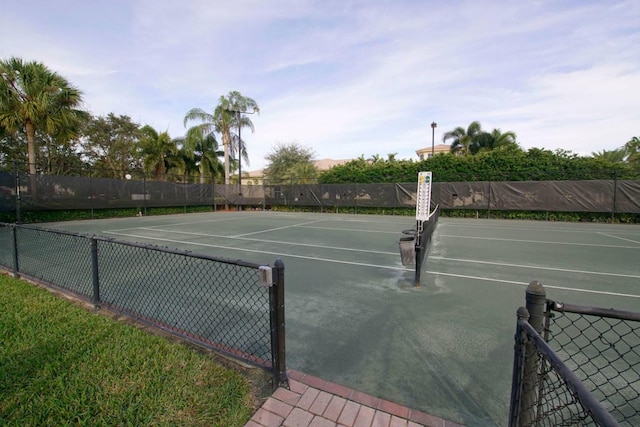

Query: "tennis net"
left=415, top=204, right=439, bottom=285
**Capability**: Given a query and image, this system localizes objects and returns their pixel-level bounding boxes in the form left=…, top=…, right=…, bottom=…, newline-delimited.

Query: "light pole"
left=430, top=122, right=437, bottom=158
left=226, top=106, right=257, bottom=211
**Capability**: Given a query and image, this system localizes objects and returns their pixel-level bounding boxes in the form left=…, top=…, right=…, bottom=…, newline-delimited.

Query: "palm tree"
left=591, top=148, right=626, bottom=163
left=476, top=128, right=518, bottom=152
left=443, top=121, right=482, bottom=155
left=0, top=57, right=84, bottom=181
left=180, top=129, right=224, bottom=184
left=183, top=91, right=259, bottom=186
left=139, top=125, right=180, bottom=181
left=625, top=136, right=640, bottom=167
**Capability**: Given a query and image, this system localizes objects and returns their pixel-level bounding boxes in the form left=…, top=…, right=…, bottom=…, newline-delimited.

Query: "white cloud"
left=1, top=0, right=638, bottom=171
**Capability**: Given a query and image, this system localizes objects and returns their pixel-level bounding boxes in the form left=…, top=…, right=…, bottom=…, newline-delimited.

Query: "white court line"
left=430, top=271, right=640, bottom=299
left=438, top=234, right=640, bottom=250
left=233, top=219, right=326, bottom=237
left=107, top=216, right=246, bottom=232
left=136, top=227, right=397, bottom=255
left=103, top=230, right=411, bottom=271
left=439, top=221, right=640, bottom=236
left=103, top=230, right=640, bottom=299
left=301, top=225, right=402, bottom=235
left=429, top=256, right=640, bottom=279
left=597, top=232, right=640, bottom=245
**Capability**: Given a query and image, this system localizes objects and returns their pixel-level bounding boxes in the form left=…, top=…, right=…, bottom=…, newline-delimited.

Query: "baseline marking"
left=597, top=232, right=640, bottom=245
left=429, top=256, right=640, bottom=279
left=429, top=271, right=640, bottom=299
left=438, top=234, right=640, bottom=250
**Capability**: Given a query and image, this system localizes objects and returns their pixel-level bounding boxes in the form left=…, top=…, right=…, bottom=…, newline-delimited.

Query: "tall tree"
left=264, top=142, right=317, bottom=184
left=179, top=129, right=224, bottom=184
left=0, top=57, right=85, bottom=178
left=625, top=136, right=640, bottom=168
left=183, top=91, right=259, bottom=186
left=82, top=113, right=142, bottom=179
left=443, top=121, right=482, bottom=155
left=591, top=148, right=626, bottom=163
left=476, top=128, right=518, bottom=152
left=139, top=125, right=181, bottom=181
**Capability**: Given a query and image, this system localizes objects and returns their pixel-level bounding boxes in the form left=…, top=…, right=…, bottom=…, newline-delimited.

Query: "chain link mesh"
left=547, top=305, right=640, bottom=425
left=0, top=223, right=274, bottom=368
left=12, top=226, right=94, bottom=297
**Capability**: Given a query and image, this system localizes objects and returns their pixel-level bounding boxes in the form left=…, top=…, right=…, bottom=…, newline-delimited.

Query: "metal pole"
left=520, top=281, right=546, bottom=425
left=509, top=306, right=530, bottom=427
left=11, top=224, right=19, bottom=278
left=14, top=161, right=21, bottom=224
left=238, top=111, right=242, bottom=212
left=270, top=259, right=288, bottom=389
left=431, top=122, right=437, bottom=157
left=143, top=175, right=147, bottom=215
left=91, top=237, right=101, bottom=306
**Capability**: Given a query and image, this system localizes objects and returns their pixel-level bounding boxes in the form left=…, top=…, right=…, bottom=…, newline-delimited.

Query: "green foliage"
left=263, top=142, right=318, bottom=184
left=0, top=274, right=253, bottom=426
left=319, top=147, right=639, bottom=184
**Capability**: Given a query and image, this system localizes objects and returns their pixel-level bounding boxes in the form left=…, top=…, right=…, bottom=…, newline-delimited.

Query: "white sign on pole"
left=416, top=171, right=432, bottom=221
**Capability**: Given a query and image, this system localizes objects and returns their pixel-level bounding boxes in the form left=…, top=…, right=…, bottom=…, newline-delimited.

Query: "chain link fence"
left=510, top=282, right=639, bottom=426
left=0, top=222, right=287, bottom=387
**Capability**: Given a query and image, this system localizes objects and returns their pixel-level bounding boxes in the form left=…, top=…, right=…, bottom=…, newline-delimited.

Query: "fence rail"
left=0, top=222, right=287, bottom=388
left=510, top=282, right=639, bottom=426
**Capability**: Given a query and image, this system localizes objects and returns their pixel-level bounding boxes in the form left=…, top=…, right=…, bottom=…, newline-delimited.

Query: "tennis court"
left=42, top=211, right=640, bottom=426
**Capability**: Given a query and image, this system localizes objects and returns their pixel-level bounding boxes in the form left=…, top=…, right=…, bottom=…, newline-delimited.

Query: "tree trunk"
left=222, top=131, right=230, bottom=209
left=25, top=120, right=38, bottom=198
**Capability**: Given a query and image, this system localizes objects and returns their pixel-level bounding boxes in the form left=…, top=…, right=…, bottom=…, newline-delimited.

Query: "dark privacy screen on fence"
left=2, top=171, right=639, bottom=213
left=0, top=223, right=284, bottom=374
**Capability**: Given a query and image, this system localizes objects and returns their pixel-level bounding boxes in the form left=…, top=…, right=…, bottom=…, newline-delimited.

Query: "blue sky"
left=1, top=0, right=638, bottom=171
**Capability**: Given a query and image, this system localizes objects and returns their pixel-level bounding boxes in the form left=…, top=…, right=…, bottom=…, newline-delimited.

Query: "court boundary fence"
left=509, top=281, right=640, bottom=426
left=0, top=222, right=288, bottom=389
left=2, top=169, right=640, bottom=220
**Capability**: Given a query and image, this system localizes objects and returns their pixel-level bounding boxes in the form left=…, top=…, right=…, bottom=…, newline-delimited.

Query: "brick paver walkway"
left=246, top=370, right=463, bottom=427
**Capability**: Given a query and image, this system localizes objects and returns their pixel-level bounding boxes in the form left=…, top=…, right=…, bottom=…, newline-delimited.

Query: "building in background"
left=415, top=144, right=451, bottom=160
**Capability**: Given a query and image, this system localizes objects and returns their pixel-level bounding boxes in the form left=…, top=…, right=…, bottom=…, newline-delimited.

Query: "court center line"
left=232, top=219, right=326, bottom=237
left=597, top=232, right=640, bottom=245
left=136, top=227, right=397, bottom=256
left=429, top=256, right=640, bottom=280
left=438, top=234, right=640, bottom=250
left=428, top=271, right=640, bottom=299
left=103, top=230, right=639, bottom=299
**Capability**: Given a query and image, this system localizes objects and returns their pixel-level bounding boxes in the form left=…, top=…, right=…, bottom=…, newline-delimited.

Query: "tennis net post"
left=415, top=204, right=439, bottom=286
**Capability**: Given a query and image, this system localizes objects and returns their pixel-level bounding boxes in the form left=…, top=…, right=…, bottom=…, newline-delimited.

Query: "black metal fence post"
left=14, top=161, right=21, bottom=224
left=520, top=281, right=547, bottom=425
left=270, top=258, right=288, bottom=388
left=11, top=224, right=19, bottom=278
left=90, top=237, right=100, bottom=306
left=509, top=306, right=530, bottom=427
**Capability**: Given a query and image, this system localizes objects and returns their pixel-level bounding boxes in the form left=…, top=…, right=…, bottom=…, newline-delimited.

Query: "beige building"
left=245, top=158, right=352, bottom=184
left=415, top=144, right=451, bottom=160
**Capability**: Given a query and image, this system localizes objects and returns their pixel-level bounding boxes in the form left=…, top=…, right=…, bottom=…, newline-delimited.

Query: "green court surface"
left=42, top=212, right=640, bottom=426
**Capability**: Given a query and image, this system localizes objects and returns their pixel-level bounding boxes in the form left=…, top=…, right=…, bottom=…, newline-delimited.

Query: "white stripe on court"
left=428, top=271, right=640, bottom=299
left=232, top=219, right=326, bottom=237
left=103, top=230, right=411, bottom=271
left=597, top=232, right=640, bottom=245
left=438, top=221, right=640, bottom=236
left=136, top=227, right=397, bottom=255
left=429, top=256, right=640, bottom=280
left=438, top=234, right=640, bottom=250
left=107, top=216, right=246, bottom=232
left=300, top=225, right=403, bottom=235
left=103, top=230, right=640, bottom=299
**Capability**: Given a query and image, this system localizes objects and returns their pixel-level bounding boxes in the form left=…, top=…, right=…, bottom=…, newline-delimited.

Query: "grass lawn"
left=0, top=273, right=257, bottom=426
